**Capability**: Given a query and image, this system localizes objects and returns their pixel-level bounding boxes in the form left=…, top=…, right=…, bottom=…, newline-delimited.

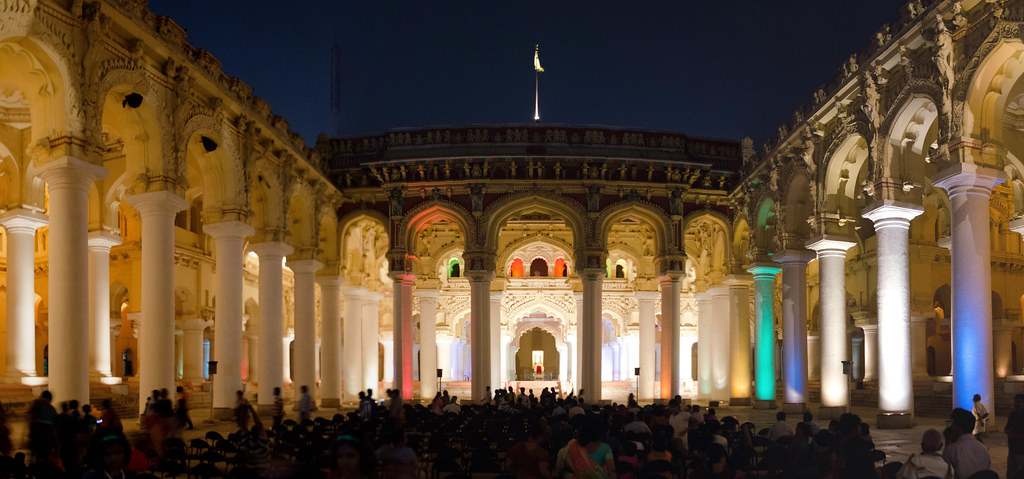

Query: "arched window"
left=554, top=257, right=567, bottom=277
left=449, top=257, right=461, bottom=278
left=530, top=258, right=548, bottom=276
left=615, top=264, right=625, bottom=278
left=510, top=258, right=524, bottom=278
left=605, top=258, right=613, bottom=278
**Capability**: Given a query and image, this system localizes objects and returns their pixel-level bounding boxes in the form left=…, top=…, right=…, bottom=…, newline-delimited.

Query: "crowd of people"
left=1, top=387, right=1024, bottom=478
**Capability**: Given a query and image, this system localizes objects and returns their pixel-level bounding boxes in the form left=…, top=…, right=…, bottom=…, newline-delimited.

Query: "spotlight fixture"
left=201, top=136, right=218, bottom=152
left=122, top=93, right=143, bottom=109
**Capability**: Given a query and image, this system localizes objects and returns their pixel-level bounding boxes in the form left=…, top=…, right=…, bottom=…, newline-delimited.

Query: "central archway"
left=514, top=327, right=560, bottom=380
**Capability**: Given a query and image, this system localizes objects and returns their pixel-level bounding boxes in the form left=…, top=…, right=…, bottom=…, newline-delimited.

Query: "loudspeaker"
left=634, top=367, right=640, bottom=376
left=208, top=361, right=218, bottom=375
left=436, top=368, right=443, bottom=378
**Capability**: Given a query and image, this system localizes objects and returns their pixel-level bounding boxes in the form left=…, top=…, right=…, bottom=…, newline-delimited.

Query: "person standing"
left=272, top=387, right=285, bottom=429
left=176, top=386, right=193, bottom=430
left=298, top=386, right=313, bottom=422
left=1006, top=394, right=1024, bottom=478
left=972, top=394, right=989, bottom=439
left=943, top=408, right=990, bottom=479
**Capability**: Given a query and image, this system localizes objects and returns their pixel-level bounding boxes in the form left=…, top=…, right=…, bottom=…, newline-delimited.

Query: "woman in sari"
left=558, top=416, right=617, bottom=479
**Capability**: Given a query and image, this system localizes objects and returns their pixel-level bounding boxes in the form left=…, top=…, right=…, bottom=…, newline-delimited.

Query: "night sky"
left=148, top=1, right=902, bottom=146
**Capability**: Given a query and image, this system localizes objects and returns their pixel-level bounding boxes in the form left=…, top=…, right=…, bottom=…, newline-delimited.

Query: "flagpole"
left=534, top=70, right=540, bottom=122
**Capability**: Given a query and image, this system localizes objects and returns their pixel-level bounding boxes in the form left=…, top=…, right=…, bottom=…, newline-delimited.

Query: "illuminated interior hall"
left=4, top=0, right=1024, bottom=429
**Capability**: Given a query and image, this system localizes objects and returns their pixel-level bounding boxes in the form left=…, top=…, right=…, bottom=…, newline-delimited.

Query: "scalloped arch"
left=399, top=200, right=475, bottom=253
left=597, top=200, right=672, bottom=255
left=481, top=191, right=587, bottom=252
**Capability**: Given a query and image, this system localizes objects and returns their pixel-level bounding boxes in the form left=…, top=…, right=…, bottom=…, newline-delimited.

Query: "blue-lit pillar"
left=774, top=250, right=815, bottom=413
left=934, top=164, right=1004, bottom=415
left=747, top=263, right=781, bottom=409
left=863, top=200, right=923, bottom=428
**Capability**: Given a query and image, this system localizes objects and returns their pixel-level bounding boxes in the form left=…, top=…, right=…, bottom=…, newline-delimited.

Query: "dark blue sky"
left=148, top=1, right=901, bottom=146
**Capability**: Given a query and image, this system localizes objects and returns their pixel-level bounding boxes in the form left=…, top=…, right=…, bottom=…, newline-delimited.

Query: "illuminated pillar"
left=381, top=339, right=394, bottom=382
left=467, top=268, right=493, bottom=401
left=910, top=315, right=929, bottom=379
left=710, top=286, right=732, bottom=401
left=566, top=333, right=577, bottom=385
left=418, top=289, right=439, bottom=399
left=0, top=210, right=47, bottom=381
left=581, top=267, right=604, bottom=400
left=995, top=325, right=1013, bottom=378
left=251, top=241, right=292, bottom=411
left=807, top=335, right=820, bottom=381
left=573, top=292, right=583, bottom=385
left=725, top=275, right=753, bottom=405
left=696, top=291, right=713, bottom=399
left=341, top=287, right=363, bottom=401
left=636, top=291, right=658, bottom=401
left=747, top=263, right=781, bottom=408
left=287, top=259, right=322, bottom=402
left=125, top=190, right=186, bottom=413
left=862, top=324, right=878, bottom=381
left=500, top=335, right=511, bottom=384
left=436, top=334, right=453, bottom=381
left=807, top=236, right=855, bottom=418
left=490, top=291, right=503, bottom=391
left=88, top=231, right=121, bottom=383
left=773, top=249, right=814, bottom=413
left=934, top=164, right=1003, bottom=415
left=392, top=274, right=415, bottom=400
left=659, top=274, right=681, bottom=398
left=361, top=292, right=382, bottom=392
left=863, top=200, right=923, bottom=428
left=204, top=221, right=254, bottom=417
left=178, top=318, right=211, bottom=382
left=317, top=276, right=342, bottom=407
left=246, top=331, right=258, bottom=384
left=558, top=343, right=568, bottom=381
left=282, top=331, right=292, bottom=383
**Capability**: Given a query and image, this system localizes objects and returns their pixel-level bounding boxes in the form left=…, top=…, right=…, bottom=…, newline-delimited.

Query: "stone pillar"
left=636, top=291, right=659, bottom=401
left=709, top=286, right=732, bottom=401
left=580, top=267, right=604, bottom=400
left=87, top=230, right=121, bottom=383
left=246, top=332, right=258, bottom=383
left=659, top=274, right=681, bottom=398
left=125, top=190, right=187, bottom=413
left=0, top=210, right=47, bottom=381
left=467, top=268, right=493, bottom=401
left=696, top=291, right=713, bottom=399
left=341, top=287, right=363, bottom=401
left=773, top=249, right=814, bottom=413
left=747, top=264, right=781, bottom=408
left=934, top=164, right=1004, bottom=414
left=725, top=275, right=753, bottom=405
left=418, top=289, right=439, bottom=399
left=287, top=259, right=322, bottom=402
left=500, top=335, right=511, bottom=384
left=863, top=200, right=924, bottom=428
left=204, top=221, right=254, bottom=417
left=995, top=325, right=1014, bottom=378
left=807, top=335, right=821, bottom=381
left=565, top=334, right=577, bottom=385
left=361, top=292, right=382, bottom=393
left=558, top=344, right=568, bottom=381
left=437, top=334, right=453, bottom=381
left=807, top=236, right=855, bottom=418
left=910, top=315, right=930, bottom=379
left=317, top=276, right=343, bottom=407
left=282, top=332, right=293, bottom=383
left=381, top=339, right=395, bottom=382
left=573, top=293, right=583, bottom=386
left=250, top=242, right=292, bottom=411
left=36, top=160, right=107, bottom=404
left=177, top=318, right=211, bottom=382
left=391, top=274, right=414, bottom=400
left=862, top=324, right=878, bottom=381
left=490, top=292, right=503, bottom=391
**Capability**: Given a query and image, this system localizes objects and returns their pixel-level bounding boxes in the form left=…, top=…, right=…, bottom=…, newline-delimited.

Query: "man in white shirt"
left=624, top=411, right=651, bottom=434
left=943, top=408, right=991, bottom=478
left=443, top=396, right=462, bottom=415
left=767, top=411, right=794, bottom=441
left=668, top=400, right=690, bottom=439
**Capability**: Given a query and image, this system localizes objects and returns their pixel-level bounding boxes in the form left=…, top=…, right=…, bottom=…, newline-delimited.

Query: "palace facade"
left=3, top=0, right=1024, bottom=427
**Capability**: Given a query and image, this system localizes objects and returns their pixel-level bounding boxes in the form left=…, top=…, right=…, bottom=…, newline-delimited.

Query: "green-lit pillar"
left=747, top=263, right=780, bottom=409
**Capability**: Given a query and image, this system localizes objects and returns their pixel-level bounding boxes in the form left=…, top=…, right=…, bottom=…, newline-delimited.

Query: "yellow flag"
left=534, top=45, right=544, bottom=72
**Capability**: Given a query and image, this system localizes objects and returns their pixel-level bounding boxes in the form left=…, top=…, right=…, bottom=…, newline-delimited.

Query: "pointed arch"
left=481, top=192, right=586, bottom=252
left=597, top=201, right=672, bottom=255
left=399, top=200, right=474, bottom=253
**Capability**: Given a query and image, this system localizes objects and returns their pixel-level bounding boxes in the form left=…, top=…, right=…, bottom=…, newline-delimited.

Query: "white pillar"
left=558, top=344, right=568, bottom=381
left=418, top=289, right=439, bottom=399
left=659, top=274, right=681, bottom=398
left=490, top=291, right=503, bottom=391
left=580, top=267, right=604, bottom=400
left=636, top=291, right=658, bottom=400
left=710, top=286, right=732, bottom=401
left=565, top=334, right=577, bottom=386
left=774, top=249, right=815, bottom=412
left=910, top=316, right=930, bottom=379
left=696, top=291, right=713, bottom=399
left=725, top=275, right=753, bottom=405
left=177, top=318, right=211, bottom=382
left=995, top=326, right=1014, bottom=378
left=807, top=236, right=855, bottom=416
left=467, top=268, right=493, bottom=401
left=0, top=210, right=47, bottom=381
left=36, top=160, right=107, bottom=405
left=204, top=221, right=254, bottom=416
left=341, top=287, right=364, bottom=401
left=807, top=335, right=821, bottom=381
left=250, top=242, right=292, bottom=410
left=437, top=334, right=453, bottom=382
left=362, top=292, right=382, bottom=393
left=87, top=231, right=122, bottom=383
left=681, top=330, right=698, bottom=384
left=863, top=201, right=924, bottom=428
left=934, top=164, right=1004, bottom=415
left=125, top=190, right=187, bottom=413
left=287, top=259, right=322, bottom=402
left=500, top=335, right=511, bottom=384
left=391, top=274, right=414, bottom=400
left=282, top=331, right=293, bottom=383
left=381, top=339, right=395, bottom=382
left=317, top=276, right=342, bottom=407
left=573, top=292, right=583, bottom=386
left=246, top=332, right=259, bottom=383
left=862, top=324, right=878, bottom=381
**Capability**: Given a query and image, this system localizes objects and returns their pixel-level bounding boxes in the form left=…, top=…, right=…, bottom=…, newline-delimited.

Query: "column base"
left=754, top=399, right=777, bottom=409
left=321, top=398, right=340, bottom=408
left=782, top=402, right=806, bottom=414
left=877, top=412, right=913, bottom=429
left=20, top=376, right=48, bottom=387
left=99, top=376, right=123, bottom=385
left=212, top=407, right=235, bottom=421
left=730, top=397, right=752, bottom=406
left=818, top=406, right=846, bottom=420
